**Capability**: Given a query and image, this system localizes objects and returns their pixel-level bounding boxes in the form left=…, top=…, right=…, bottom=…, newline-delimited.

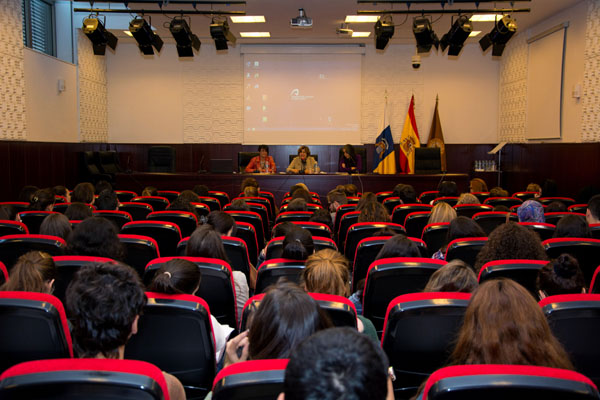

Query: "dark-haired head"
left=186, top=225, right=230, bottom=263
left=394, top=184, right=417, bottom=204
left=241, top=178, right=259, bottom=193
left=537, top=254, right=586, bottom=297
left=229, top=199, right=250, bottom=211
left=95, top=180, right=112, bottom=195
left=272, top=221, right=296, bottom=240
left=147, top=258, right=201, bottom=295
left=286, top=198, right=308, bottom=212
left=554, top=214, right=591, bottom=238
left=309, top=208, right=333, bottom=232
left=95, top=189, right=118, bottom=211
left=72, top=182, right=95, bottom=204
left=282, top=226, right=314, bottom=260
left=438, top=181, right=458, bottom=197
left=258, top=144, right=269, bottom=154
left=67, top=217, right=125, bottom=261
left=489, top=186, right=509, bottom=198
left=447, top=216, right=486, bottom=243
left=0, top=251, right=56, bottom=293
left=588, top=194, right=600, bottom=225
left=66, top=262, right=146, bottom=358
left=545, top=201, right=566, bottom=213
left=179, top=190, right=200, bottom=204
left=357, top=201, right=389, bottom=223
left=18, top=185, right=39, bottom=203
left=344, top=184, right=358, bottom=197
left=65, top=202, right=93, bottom=221
left=207, top=211, right=237, bottom=236
left=356, top=192, right=377, bottom=211
left=375, top=235, right=420, bottom=260
left=424, top=259, right=478, bottom=293
left=28, top=188, right=55, bottom=211
left=342, top=144, right=356, bottom=159
left=192, top=184, right=209, bottom=197
left=40, top=213, right=72, bottom=240
left=291, top=188, right=312, bottom=203
left=53, top=185, right=71, bottom=202
left=0, top=205, right=16, bottom=221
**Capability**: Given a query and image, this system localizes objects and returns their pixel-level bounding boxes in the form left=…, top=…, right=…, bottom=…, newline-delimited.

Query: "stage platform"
left=116, top=172, right=469, bottom=205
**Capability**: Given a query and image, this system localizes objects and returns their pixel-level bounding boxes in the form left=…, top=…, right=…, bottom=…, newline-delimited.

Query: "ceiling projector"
left=291, top=8, right=312, bottom=28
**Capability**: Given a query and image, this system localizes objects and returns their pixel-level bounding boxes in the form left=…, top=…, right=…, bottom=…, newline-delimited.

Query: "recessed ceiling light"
left=352, top=32, right=371, bottom=37
left=123, top=30, right=133, bottom=37
left=230, top=16, right=266, bottom=23
left=470, top=14, right=501, bottom=22
left=240, top=32, right=271, bottom=38
left=469, top=31, right=481, bottom=37
left=345, top=15, right=380, bottom=23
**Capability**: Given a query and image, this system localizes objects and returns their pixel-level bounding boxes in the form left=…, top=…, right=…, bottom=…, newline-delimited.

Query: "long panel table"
left=116, top=172, right=469, bottom=205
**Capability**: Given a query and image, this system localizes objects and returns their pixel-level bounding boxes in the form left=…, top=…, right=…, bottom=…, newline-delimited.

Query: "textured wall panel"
left=582, top=0, right=600, bottom=141
left=498, top=34, right=528, bottom=142
left=77, top=30, right=108, bottom=142
left=182, top=45, right=243, bottom=143
left=0, top=0, right=26, bottom=140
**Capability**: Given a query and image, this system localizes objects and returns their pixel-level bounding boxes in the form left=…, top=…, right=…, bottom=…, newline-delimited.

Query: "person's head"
left=517, top=200, right=545, bottom=223
left=457, top=193, right=480, bottom=205
left=290, top=183, right=309, bottom=195
left=537, top=254, right=586, bottom=298
left=179, top=190, right=200, bottom=204
left=147, top=258, right=201, bottom=295
left=344, top=184, right=358, bottom=197
left=66, top=262, right=146, bottom=359
left=72, top=182, right=95, bottom=204
left=40, top=213, right=72, bottom=240
left=297, top=145, right=310, bottom=161
left=186, top=225, right=229, bottom=263
left=65, top=203, right=93, bottom=221
left=248, top=281, right=332, bottom=360
left=258, top=144, right=269, bottom=158
left=356, top=192, right=377, bottom=211
left=423, top=259, right=478, bottom=293
left=302, top=249, right=350, bottom=296
left=341, top=144, right=356, bottom=160
left=358, top=201, right=390, bottom=223
left=28, top=188, right=55, bottom=211
left=282, top=226, right=314, bottom=260
left=526, top=183, right=542, bottom=196
left=0, top=205, right=16, bottom=221
left=545, top=201, right=566, bottom=213
left=206, top=211, right=237, bottom=236
left=18, top=185, right=39, bottom=203
left=241, top=178, right=259, bottom=193
left=587, top=194, right=600, bottom=225
left=141, top=186, right=158, bottom=197
left=447, top=216, right=486, bottom=243
left=376, top=235, right=420, bottom=260
left=53, top=185, right=71, bottom=203
left=541, top=179, right=558, bottom=198
left=394, top=184, right=417, bottom=204
left=291, top=188, right=312, bottom=204
left=167, top=196, right=196, bottom=215
left=449, top=279, right=573, bottom=369
left=474, top=222, right=547, bottom=272
left=438, top=181, right=459, bottom=197
left=470, top=178, right=488, bottom=193
left=281, top=327, right=392, bottom=400
left=192, top=184, right=209, bottom=197
left=95, top=189, right=119, bottom=211
left=327, top=189, right=347, bottom=213
left=272, top=221, right=296, bottom=239
left=0, top=251, right=56, bottom=293
left=244, top=186, right=259, bottom=198
left=489, top=186, right=509, bottom=198
left=554, top=214, right=591, bottom=238
left=229, top=198, right=250, bottom=211
left=287, top=198, right=308, bottom=212
left=308, top=209, right=333, bottom=232
left=428, top=201, right=457, bottom=225
left=67, top=217, right=125, bottom=260
left=95, top=180, right=112, bottom=195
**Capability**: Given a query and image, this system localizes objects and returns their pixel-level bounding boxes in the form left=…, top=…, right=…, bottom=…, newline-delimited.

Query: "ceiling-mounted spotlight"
left=129, top=18, right=163, bottom=55
left=210, top=19, right=236, bottom=51
left=374, top=16, right=394, bottom=50
left=479, top=15, right=517, bottom=57
left=413, top=17, right=439, bottom=53
left=83, top=17, right=118, bottom=55
left=336, top=23, right=353, bottom=37
left=169, top=18, right=200, bottom=57
left=440, top=15, right=472, bottom=56
left=290, top=8, right=313, bottom=28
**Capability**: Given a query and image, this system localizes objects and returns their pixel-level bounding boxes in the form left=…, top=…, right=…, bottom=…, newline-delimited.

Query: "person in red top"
left=245, top=144, right=276, bottom=173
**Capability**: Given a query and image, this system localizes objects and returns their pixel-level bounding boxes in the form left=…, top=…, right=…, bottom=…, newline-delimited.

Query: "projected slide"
left=243, top=53, right=361, bottom=144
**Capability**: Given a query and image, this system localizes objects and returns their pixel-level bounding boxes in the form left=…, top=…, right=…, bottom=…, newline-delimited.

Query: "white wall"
left=24, top=48, right=78, bottom=141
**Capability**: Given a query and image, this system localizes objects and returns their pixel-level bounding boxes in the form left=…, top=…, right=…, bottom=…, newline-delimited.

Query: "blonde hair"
left=301, top=249, right=350, bottom=297
left=428, top=202, right=457, bottom=224
left=526, top=183, right=542, bottom=194
left=470, top=178, right=488, bottom=193
left=457, top=193, right=480, bottom=205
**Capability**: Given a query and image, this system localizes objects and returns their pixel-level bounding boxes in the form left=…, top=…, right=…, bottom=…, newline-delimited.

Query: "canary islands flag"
left=373, top=125, right=396, bottom=174
left=399, top=95, right=421, bottom=174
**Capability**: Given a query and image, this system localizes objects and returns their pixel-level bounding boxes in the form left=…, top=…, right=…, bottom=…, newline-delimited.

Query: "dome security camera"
left=412, top=54, right=421, bottom=69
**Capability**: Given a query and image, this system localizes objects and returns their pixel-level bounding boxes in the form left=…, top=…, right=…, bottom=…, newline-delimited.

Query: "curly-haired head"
left=537, top=254, right=586, bottom=297
left=67, top=217, right=125, bottom=261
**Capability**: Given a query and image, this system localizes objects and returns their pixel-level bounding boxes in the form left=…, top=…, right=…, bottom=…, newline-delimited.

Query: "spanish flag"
left=399, top=96, right=421, bottom=174
left=373, top=125, right=396, bottom=174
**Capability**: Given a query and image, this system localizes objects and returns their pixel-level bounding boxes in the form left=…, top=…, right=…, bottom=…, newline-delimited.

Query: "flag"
left=399, top=96, right=421, bottom=174
left=427, top=96, right=447, bottom=172
left=373, top=125, right=396, bottom=174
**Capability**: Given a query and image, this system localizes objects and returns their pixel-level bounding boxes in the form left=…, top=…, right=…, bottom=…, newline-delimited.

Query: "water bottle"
left=265, top=161, right=269, bottom=174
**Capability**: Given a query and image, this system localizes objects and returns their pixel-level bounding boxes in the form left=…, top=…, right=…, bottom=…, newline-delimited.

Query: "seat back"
left=590, top=266, right=600, bottom=294
left=344, top=222, right=406, bottom=260
left=445, top=237, right=488, bottom=268
left=472, top=192, right=490, bottom=203
left=0, top=220, right=28, bottom=236
left=453, top=204, right=493, bottom=218
left=0, top=262, right=7, bottom=285
left=0, top=234, right=66, bottom=271
left=543, top=238, right=600, bottom=285
left=264, top=236, right=336, bottom=261
left=156, top=190, right=180, bottom=203
left=333, top=204, right=357, bottom=238
left=131, top=196, right=170, bottom=212
left=0, top=202, right=29, bottom=214
left=198, top=196, right=222, bottom=212
left=255, top=258, right=305, bottom=294
left=235, top=196, right=273, bottom=221
left=115, top=190, right=138, bottom=202
left=513, top=191, right=538, bottom=201
left=540, top=294, right=600, bottom=389
left=569, top=204, right=588, bottom=214
left=121, top=221, right=182, bottom=257
left=118, top=234, right=160, bottom=277
left=287, top=221, right=332, bottom=239
left=233, top=222, right=259, bottom=266
left=518, top=222, right=556, bottom=240
left=17, top=211, right=58, bottom=234
left=52, top=256, right=115, bottom=304
left=337, top=211, right=360, bottom=248
left=118, top=202, right=154, bottom=221
left=274, top=211, right=313, bottom=224
left=422, top=364, right=599, bottom=400
left=472, top=211, right=518, bottom=235
left=239, top=294, right=264, bottom=332
left=483, top=197, right=523, bottom=208
left=125, top=292, right=216, bottom=399
left=545, top=212, right=586, bottom=226
left=92, top=210, right=132, bottom=229
left=352, top=236, right=391, bottom=291
left=382, top=292, right=470, bottom=398
left=308, top=293, right=357, bottom=328
left=363, top=257, right=447, bottom=332
left=0, top=292, right=73, bottom=372
left=414, top=147, right=441, bottom=174
left=147, top=211, right=198, bottom=239
left=148, top=145, right=175, bottom=172
left=223, top=236, right=251, bottom=283
left=404, top=211, right=431, bottom=238
left=433, top=197, right=460, bottom=206
left=421, top=223, right=450, bottom=256
left=376, top=191, right=395, bottom=203
left=383, top=197, right=402, bottom=214
left=212, top=359, right=288, bottom=400
left=0, top=358, right=170, bottom=400
left=418, top=191, right=439, bottom=204
left=226, top=202, right=269, bottom=238
left=391, top=204, right=433, bottom=226
left=478, top=259, right=548, bottom=296
left=144, top=257, right=237, bottom=327
left=539, top=197, right=577, bottom=207
left=279, top=203, right=322, bottom=213
left=226, top=211, right=265, bottom=248
left=98, top=150, right=122, bottom=174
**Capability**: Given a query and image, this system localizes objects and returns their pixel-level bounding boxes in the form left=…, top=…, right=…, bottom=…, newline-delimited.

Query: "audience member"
left=72, top=182, right=95, bottom=204
left=229, top=198, right=250, bottom=211
left=95, top=180, right=112, bottom=195
left=286, top=198, right=308, bottom=212
left=431, top=216, right=486, bottom=261
left=489, top=186, right=509, bottom=197
left=192, top=184, right=210, bottom=197
left=206, top=211, right=237, bottom=236
left=428, top=201, right=457, bottom=225
left=375, top=234, right=420, bottom=260
left=40, top=213, right=72, bottom=240
left=95, top=189, right=119, bottom=211
left=308, top=208, right=333, bottom=232
left=438, top=181, right=459, bottom=198
left=526, top=183, right=542, bottom=197
left=53, top=185, right=71, bottom=203
left=27, top=188, right=55, bottom=211
left=0, top=205, right=16, bottom=221
left=536, top=254, right=586, bottom=298
left=282, top=226, right=314, bottom=260
left=241, top=178, right=259, bottom=194
left=141, top=186, right=158, bottom=197
left=517, top=199, right=545, bottom=223
left=554, top=214, right=591, bottom=238
left=339, top=144, right=362, bottom=173
left=65, top=202, right=93, bottom=221
left=393, top=183, right=417, bottom=204
left=245, top=144, right=276, bottom=173
left=178, top=190, right=200, bottom=204
left=67, top=217, right=125, bottom=261
left=287, top=146, right=319, bottom=174
left=0, top=251, right=56, bottom=293
left=243, top=185, right=259, bottom=198
left=456, top=193, right=480, bottom=205
left=66, top=262, right=185, bottom=399
left=586, top=194, right=600, bottom=225
left=545, top=200, right=566, bottom=213
left=423, top=259, right=478, bottom=293
left=18, top=185, right=39, bottom=203
left=357, top=201, right=389, bottom=223
left=356, top=192, right=377, bottom=211
left=289, top=183, right=309, bottom=195
left=344, top=184, right=359, bottom=197
left=469, top=178, right=488, bottom=193
left=280, top=327, right=394, bottom=400
left=291, top=188, right=312, bottom=203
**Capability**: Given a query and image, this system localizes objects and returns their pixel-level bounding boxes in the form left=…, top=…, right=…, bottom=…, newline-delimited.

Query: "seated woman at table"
left=245, top=144, right=276, bottom=173
left=338, top=144, right=362, bottom=173
left=287, top=145, right=320, bottom=174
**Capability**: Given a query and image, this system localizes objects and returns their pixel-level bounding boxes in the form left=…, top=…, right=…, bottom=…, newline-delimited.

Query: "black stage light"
left=83, top=17, right=118, bottom=55
left=210, top=19, right=236, bottom=51
left=170, top=18, right=200, bottom=57
left=440, top=15, right=472, bottom=56
left=413, top=17, right=439, bottom=53
left=129, top=18, right=163, bottom=55
left=479, top=15, right=517, bottom=57
left=374, top=17, right=395, bottom=50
